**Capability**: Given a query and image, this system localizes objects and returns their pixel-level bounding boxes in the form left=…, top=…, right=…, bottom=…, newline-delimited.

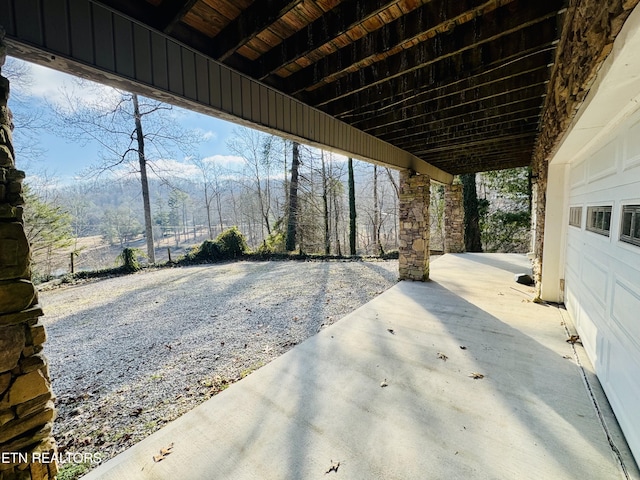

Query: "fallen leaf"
left=562, top=355, right=571, bottom=359
left=325, top=460, right=340, bottom=474
left=459, top=345, right=467, bottom=350
left=380, top=379, right=388, bottom=388
left=469, top=372, right=484, bottom=379
left=387, top=328, right=395, bottom=335
left=437, top=352, right=448, bottom=361
left=153, top=443, right=174, bottom=463
left=566, top=335, right=580, bottom=344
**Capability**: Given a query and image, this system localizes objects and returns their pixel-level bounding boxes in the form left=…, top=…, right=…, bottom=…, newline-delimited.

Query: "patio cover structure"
left=1, top=0, right=639, bottom=478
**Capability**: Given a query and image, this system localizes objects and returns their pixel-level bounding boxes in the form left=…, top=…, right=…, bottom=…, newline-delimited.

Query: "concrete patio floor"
left=83, top=253, right=639, bottom=480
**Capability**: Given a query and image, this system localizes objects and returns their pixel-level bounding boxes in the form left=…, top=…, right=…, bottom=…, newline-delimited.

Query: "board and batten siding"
left=564, top=108, right=640, bottom=461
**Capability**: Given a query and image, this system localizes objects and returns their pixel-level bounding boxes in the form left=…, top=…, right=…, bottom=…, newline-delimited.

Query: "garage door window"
left=620, top=205, right=640, bottom=247
left=569, top=206, right=582, bottom=227
left=586, top=206, right=612, bottom=236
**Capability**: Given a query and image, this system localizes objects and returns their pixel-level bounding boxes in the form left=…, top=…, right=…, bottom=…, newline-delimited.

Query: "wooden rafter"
left=304, top=10, right=558, bottom=108
left=78, top=0, right=569, bottom=176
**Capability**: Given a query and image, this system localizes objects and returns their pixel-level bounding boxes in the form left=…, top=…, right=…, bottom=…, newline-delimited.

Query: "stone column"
left=443, top=183, right=465, bottom=253
left=0, top=29, right=58, bottom=480
left=398, top=170, right=430, bottom=281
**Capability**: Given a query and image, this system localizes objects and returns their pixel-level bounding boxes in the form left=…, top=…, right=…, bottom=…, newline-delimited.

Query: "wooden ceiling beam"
left=371, top=99, right=542, bottom=137
left=381, top=109, right=541, bottom=144
left=157, top=0, right=200, bottom=33
left=277, top=0, right=499, bottom=94
left=443, top=155, right=532, bottom=174
left=364, top=89, right=546, bottom=138
left=295, top=3, right=559, bottom=105
left=350, top=73, right=549, bottom=132
left=394, top=125, right=539, bottom=152
left=421, top=138, right=535, bottom=156
left=335, top=60, right=550, bottom=120
left=330, top=44, right=554, bottom=123
left=254, top=0, right=400, bottom=80
left=211, top=0, right=300, bottom=61
left=419, top=141, right=535, bottom=164
left=393, top=120, right=538, bottom=146
left=89, top=0, right=257, bottom=70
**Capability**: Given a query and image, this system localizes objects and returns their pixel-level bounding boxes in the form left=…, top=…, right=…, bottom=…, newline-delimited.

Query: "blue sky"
left=8, top=58, right=244, bottom=184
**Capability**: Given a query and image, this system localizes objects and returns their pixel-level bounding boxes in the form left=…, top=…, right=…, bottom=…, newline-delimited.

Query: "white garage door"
left=564, top=112, right=640, bottom=462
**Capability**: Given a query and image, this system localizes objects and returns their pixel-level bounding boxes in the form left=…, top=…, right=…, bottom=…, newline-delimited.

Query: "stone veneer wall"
left=0, top=28, right=57, bottom=480
left=531, top=0, right=640, bottom=296
left=398, top=170, right=430, bottom=281
left=443, top=184, right=464, bottom=254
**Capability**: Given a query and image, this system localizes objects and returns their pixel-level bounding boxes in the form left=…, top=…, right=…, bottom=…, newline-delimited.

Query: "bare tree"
left=321, top=151, right=330, bottom=255
left=191, top=156, right=226, bottom=239
left=227, top=127, right=279, bottom=241
left=3, top=57, right=46, bottom=161
left=285, top=141, right=300, bottom=251
left=51, top=82, right=199, bottom=263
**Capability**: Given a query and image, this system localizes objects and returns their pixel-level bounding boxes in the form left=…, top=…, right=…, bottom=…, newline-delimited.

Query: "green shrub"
left=117, top=247, right=144, bottom=272
left=215, top=227, right=248, bottom=259
left=178, top=227, right=248, bottom=264
left=256, top=231, right=286, bottom=254
left=199, top=239, right=222, bottom=261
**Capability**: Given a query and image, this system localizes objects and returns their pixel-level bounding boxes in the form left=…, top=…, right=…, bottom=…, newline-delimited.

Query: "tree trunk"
left=285, top=142, right=300, bottom=251
left=348, top=157, right=356, bottom=255
left=373, top=164, right=382, bottom=255
left=333, top=181, right=341, bottom=256
left=321, top=151, right=330, bottom=255
left=132, top=93, right=156, bottom=263
left=204, top=182, right=213, bottom=240
left=216, top=191, right=224, bottom=234
left=461, top=172, right=483, bottom=252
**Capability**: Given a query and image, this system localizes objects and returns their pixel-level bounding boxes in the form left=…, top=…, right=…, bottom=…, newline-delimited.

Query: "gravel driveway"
left=38, top=259, right=398, bottom=470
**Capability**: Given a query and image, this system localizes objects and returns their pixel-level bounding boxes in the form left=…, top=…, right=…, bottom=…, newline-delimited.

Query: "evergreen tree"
left=461, top=173, right=483, bottom=252
left=285, top=142, right=300, bottom=251
left=348, top=157, right=356, bottom=255
left=22, top=185, right=73, bottom=277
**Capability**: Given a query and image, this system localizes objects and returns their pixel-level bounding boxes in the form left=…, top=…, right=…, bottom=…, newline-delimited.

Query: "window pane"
left=603, top=211, right=611, bottom=231
left=622, top=212, right=633, bottom=236
left=596, top=211, right=604, bottom=230
left=633, top=213, right=640, bottom=239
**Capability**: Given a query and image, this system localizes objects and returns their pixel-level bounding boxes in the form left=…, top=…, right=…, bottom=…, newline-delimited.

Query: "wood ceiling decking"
left=93, top=0, right=567, bottom=174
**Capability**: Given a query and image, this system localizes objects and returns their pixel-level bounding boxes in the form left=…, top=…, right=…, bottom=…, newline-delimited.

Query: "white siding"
left=564, top=109, right=640, bottom=461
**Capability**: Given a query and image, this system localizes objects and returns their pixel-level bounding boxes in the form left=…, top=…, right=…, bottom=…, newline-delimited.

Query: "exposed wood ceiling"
left=92, top=0, right=567, bottom=175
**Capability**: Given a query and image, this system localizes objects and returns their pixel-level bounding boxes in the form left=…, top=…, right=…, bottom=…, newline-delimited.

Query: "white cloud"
left=202, top=154, right=244, bottom=166
left=200, top=130, right=217, bottom=141
left=107, top=155, right=245, bottom=182
left=10, top=58, right=120, bottom=109
left=148, top=158, right=200, bottom=179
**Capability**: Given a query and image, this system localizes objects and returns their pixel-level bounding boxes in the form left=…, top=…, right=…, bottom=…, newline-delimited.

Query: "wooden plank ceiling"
left=93, top=0, right=567, bottom=174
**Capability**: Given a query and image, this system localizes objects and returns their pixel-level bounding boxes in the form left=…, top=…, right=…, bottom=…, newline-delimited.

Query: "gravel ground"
left=38, top=259, right=398, bottom=472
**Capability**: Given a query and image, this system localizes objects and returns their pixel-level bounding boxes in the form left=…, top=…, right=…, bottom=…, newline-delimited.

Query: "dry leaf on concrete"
left=380, top=379, right=388, bottom=387
left=468, top=372, right=484, bottom=379
left=153, top=442, right=174, bottom=463
left=437, top=352, right=448, bottom=361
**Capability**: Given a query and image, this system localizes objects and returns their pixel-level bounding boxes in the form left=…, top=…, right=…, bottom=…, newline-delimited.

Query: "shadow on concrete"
left=82, top=254, right=638, bottom=480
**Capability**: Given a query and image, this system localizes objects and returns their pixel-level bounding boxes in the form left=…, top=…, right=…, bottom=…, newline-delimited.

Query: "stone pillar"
left=443, top=183, right=464, bottom=253
left=0, top=28, right=58, bottom=480
left=398, top=170, right=430, bottom=281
